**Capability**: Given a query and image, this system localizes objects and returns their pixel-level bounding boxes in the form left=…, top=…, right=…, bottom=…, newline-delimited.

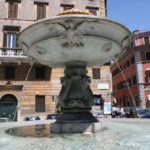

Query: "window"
left=34, top=2, right=48, bottom=20
left=117, top=81, right=127, bottom=90
left=52, top=95, right=58, bottom=102
left=145, top=71, right=150, bottom=83
left=148, top=73, right=150, bottom=83
left=6, top=0, right=21, bottom=19
left=35, top=96, right=45, bottom=112
left=132, top=75, right=137, bottom=85
left=126, top=60, right=130, bottom=67
left=5, top=66, right=15, bottom=79
left=130, top=56, right=135, bottom=64
left=3, top=26, right=20, bottom=48
left=86, top=7, right=99, bottom=15
left=8, top=3, right=18, bottom=18
left=92, top=68, right=100, bottom=79
left=127, top=78, right=132, bottom=86
left=112, top=68, right=120, bottom=77
left=145, top=52, right=150, bottom=60
left=93, top=95, right=102, bottom=106
left=6, top=33, right=16, bottom=48
left=35, top=67, right=45, bottom=79
left=124, top=63, right=126, bottom=70
left=60, top=4, right=74, bottom=11
left=144, top=37, right=149, bottom=45
left=113, top=85, right=115, bottom=92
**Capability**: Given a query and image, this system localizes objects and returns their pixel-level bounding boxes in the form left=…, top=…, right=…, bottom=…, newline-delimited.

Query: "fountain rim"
left=18, top=14, right=133, bottom=67
left=18, top=14, right=132, bottom=39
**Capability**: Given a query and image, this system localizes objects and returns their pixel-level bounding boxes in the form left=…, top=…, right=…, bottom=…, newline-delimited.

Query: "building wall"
left=0, top=0, right=109, bottom=121
left=111, top=50, right=139, bottom=107
left=0, top=0, right=106, bottom=46
left=111, top=30, right=150, bottom=108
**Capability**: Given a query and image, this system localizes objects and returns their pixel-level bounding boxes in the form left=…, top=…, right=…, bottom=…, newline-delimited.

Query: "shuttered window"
left=145, top=52, right=150, bottom=60
left=86, top=7, right=99, bottom=15
left=34, top=2, right=48, bottom=20
left=92, top=68, right=101, bottom=79
left=60, top=4, right=74, bottom=11
left=35, top=96, right=45, bottom=112
left=8, top=3, right=18, bottom=19
left=35, top=67, right=46, bottom=79
left=144, top=37, right=150, bottom=45
left=132, top=75, right=137, bottom=85
left=5, top=66, right=15, bottom=79
left=37, top=4, right=46, bottom=19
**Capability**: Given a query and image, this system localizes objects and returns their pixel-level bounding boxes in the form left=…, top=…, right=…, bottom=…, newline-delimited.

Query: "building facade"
left=0, top=0, right=110, bottom=121
left=111, top=30, right=150, bottom=108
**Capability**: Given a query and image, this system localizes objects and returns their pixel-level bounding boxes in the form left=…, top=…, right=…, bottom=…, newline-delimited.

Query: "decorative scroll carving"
left=45, top=19, right=99, bottom=48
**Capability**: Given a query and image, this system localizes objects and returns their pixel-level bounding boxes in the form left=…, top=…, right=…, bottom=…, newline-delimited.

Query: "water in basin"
left=0, top=119, right=149, bottom=150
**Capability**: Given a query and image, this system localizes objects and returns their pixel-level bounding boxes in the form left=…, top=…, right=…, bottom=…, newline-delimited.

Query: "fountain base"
left=51, top=122, right=101, bottom=133
left=56, top=112, right=97, bottom=123
left=51, top=112, right=98, bottom=133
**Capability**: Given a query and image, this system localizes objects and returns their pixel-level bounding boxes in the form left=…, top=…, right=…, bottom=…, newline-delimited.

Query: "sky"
left=107, top=0, right=150, bottom=32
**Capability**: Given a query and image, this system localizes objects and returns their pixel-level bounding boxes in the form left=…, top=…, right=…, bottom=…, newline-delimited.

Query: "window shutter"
left=5, top=66, right=15, bottom=79
left=13, top=3, right=18, bottom=18
left=92, top=68, right=101, bottom=79
left=8, top=3, right=18, bottom=18
left=35, top=67, right=45, bottom=79
left=35, top=96, right=45, bottom=112
left=37, top=4, right=46, bottom=20
left=3, top=32, right=7, bottom=47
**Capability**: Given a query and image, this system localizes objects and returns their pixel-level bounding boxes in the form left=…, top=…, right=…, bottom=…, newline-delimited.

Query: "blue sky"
left=107, top=0, right=150, bottom=32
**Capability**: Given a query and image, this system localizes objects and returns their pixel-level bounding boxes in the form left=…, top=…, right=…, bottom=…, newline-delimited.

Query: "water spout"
left=9, top=59, right=36, bottom=135
left=113, top=58, right=140, bottom=118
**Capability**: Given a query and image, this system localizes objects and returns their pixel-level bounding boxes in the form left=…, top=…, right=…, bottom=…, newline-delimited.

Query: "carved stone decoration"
left=59, top=61, right=94, bottom=112
left=59, top=20, right=85, bottom=48
left=61, top=29, right=84, bottom=48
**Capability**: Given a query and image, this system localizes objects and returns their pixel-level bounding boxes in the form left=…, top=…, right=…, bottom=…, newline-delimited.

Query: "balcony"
left=0, top=47, right=27, bottom=58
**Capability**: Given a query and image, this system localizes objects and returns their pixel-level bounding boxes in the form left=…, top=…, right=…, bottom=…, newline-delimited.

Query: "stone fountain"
left=18, top=10, right=132, bottom=133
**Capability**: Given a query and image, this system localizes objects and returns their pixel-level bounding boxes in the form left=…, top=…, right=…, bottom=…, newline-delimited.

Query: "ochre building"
left=0, top=0, right=111, bottom=121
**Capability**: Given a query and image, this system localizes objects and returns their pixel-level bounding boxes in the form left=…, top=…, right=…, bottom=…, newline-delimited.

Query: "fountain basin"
left=18, top=15, right=132, bottom=67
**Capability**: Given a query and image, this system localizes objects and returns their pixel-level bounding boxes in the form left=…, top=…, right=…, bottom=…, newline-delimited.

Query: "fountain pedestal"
left=51, top=61, right=98, bottom=133
left=59, top=61, right=93, bottom=112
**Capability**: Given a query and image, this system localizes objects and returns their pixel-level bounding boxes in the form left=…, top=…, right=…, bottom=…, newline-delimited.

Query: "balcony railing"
left=0, top=47, right=27, bottom=58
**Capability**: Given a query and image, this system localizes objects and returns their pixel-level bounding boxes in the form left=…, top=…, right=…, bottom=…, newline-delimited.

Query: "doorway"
left=0, top=94, right=18, bottom=121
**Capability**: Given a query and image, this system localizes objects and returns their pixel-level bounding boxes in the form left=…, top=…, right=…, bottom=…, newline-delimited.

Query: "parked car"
left=124, top=107, right=150, bottom=118
left=133, top=108, right=150, bottom=118
left=46, top=114, right=58, bottom=120
left=140, top=113, right=150, bottom=118
left=24, top=116, right=40, bottom=121
left=124, top=107, right=133, bottom=118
